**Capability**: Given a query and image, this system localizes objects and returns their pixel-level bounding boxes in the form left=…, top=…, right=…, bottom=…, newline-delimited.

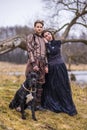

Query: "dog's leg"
left=20, top=101, right=26, bottom=120
left=31, top=98, right=37, bottom=121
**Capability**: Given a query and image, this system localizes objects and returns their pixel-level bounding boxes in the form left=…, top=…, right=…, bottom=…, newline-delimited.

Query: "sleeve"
left=26, top=34, right=35, bottom=64
left=45, top=56, right=48, bottom=66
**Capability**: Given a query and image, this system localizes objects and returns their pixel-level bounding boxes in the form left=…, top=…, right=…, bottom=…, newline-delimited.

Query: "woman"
left=41, top=30, right=77, bottom=116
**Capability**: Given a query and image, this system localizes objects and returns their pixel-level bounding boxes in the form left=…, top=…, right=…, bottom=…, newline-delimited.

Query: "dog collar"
left=22, top=84, right=37, bottom=93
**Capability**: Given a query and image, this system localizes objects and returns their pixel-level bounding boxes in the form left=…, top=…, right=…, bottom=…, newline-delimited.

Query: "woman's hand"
left=43, top=38, right=48, bottom=43
left=45, top=66, right=48, bottom=73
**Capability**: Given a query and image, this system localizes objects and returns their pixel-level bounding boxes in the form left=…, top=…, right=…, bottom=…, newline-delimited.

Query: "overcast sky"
left=0, top=0, right=44, bottom=27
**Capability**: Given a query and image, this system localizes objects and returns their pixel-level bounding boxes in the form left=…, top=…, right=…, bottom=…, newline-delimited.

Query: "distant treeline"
left=0, top=26, right=87, bottom=64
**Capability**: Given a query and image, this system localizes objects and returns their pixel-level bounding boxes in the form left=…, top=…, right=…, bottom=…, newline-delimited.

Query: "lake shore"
left=66, top=64, right=87, bottom=71
left=0, top=62, right=87, bottom=73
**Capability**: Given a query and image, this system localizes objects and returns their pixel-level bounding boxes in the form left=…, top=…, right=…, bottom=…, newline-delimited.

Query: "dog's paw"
left=16, top=107, right=21, bottom=112
left=22, top=116, right=26, bottom=120
left=32, top=116, right=37, bottom=121
left=33, top=118, right=37, bottom=121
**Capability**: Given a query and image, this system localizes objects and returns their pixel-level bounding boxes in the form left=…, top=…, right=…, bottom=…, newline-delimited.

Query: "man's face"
left=34, top=23, right=43, bottom=35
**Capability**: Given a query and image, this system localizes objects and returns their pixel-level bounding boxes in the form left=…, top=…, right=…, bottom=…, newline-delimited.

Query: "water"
left=68, top=71, right=87, bottom=83
left=0, top=70, right=87, bottom=83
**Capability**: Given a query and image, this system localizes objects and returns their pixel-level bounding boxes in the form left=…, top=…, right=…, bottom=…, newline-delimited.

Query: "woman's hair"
left=34, top=20, right=44, bottom=27
left=42, top=30, right=55, bottom=40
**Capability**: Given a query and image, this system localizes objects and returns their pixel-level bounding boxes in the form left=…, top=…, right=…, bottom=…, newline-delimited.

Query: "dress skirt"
left=42, top=63, right=77, bottom=115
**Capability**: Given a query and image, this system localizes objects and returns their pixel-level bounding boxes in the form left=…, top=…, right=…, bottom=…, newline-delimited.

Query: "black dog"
left=9, top=71, right=39, bottom=120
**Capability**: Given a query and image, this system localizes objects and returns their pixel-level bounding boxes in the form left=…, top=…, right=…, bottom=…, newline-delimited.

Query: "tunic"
left=25, top=33, right=47, bottom=84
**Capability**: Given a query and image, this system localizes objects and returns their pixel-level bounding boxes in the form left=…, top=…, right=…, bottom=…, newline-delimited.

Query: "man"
left=25, top=20, right=48, bottom=110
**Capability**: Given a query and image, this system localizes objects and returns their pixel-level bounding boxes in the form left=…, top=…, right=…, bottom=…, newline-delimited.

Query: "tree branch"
left=62, top=8, right=87, bottom=39
left=53, top=23, right=69, bottom=34
left=76, top=22, right=87, bottom=28
left=62, top=39, right=87, bottom=45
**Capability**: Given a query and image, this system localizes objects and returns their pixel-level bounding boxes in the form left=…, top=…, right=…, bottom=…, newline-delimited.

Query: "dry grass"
left=0, top=62, right=87, bottom=130
left=66, top=64, right=87, bottom=71
left=0, top=62, right=87, bottom=72
left=0, top=61, right=26, bottom=73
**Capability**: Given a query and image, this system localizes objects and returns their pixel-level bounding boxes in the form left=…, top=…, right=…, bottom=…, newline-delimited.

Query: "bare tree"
left=42, top=0, right=87, bottom=45
left=0, top=0, right=87, bottom=56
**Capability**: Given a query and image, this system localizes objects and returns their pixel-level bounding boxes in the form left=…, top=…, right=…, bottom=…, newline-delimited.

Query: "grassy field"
left=0, top=62, right=87, bottom=130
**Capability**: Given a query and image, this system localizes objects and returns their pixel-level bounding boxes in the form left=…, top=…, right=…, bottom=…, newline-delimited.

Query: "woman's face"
left=43, top=31, right=53, bottom=41
left=34, top=23, right=43, bottom=35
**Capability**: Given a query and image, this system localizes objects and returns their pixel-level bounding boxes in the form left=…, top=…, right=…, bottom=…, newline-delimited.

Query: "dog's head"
left=26, top=71, right=39, bottom=88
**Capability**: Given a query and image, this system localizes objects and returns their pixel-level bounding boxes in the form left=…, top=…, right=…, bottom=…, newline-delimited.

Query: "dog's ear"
left=26, top=72, right=31, bottom=79
left=24, top=74, right=31, bottom=86
left=26, top=73, right=29, bottom=79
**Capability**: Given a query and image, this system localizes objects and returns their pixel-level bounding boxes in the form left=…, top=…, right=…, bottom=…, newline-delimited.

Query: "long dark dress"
left=42, top=40, right=77, bottom=116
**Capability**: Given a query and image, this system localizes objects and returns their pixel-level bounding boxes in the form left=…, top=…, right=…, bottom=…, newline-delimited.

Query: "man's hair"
left=34, top=20, right=44, bottom=27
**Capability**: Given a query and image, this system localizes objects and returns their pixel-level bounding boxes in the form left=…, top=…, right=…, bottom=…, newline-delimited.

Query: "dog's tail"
left=9, top=100, right=15, bottom=109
